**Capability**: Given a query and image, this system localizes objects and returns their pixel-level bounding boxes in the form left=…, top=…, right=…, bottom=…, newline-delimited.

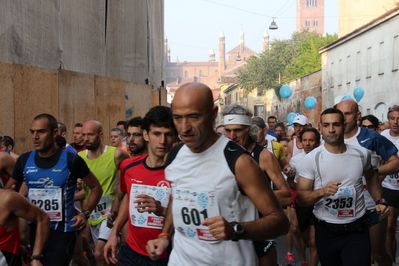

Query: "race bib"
left=173, top=188, right=220, bottom=243
left=28, top=188, right=62, bottom=221
left=90, top=194, right=112, bottom=221
left=324, top=186, right=356, bottom=217
left=386, top=173, right=399, bottom=186
left=129, top=184, right=171, bottom=229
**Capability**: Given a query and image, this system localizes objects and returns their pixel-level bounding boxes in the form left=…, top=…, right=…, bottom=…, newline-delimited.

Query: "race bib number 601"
left=173, top=188, right=220, bottom=243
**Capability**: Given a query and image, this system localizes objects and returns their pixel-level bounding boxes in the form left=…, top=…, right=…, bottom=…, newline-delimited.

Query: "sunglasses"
left=361, top=124, right=375, bottom=129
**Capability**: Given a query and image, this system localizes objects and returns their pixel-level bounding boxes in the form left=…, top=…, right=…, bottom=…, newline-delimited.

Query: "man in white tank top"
left=287, top=115, right=310, bottom=161
left=297, top=108, right=389, bottom=266
left=146, top=82, right=289, bottom=266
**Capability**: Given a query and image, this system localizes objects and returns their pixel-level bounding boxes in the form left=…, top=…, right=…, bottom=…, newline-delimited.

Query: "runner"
left=146, top=82, right=289, bottom=266
left=104, top=106, right=176, bottom=265
left=5, top=113, right=102, bottom=266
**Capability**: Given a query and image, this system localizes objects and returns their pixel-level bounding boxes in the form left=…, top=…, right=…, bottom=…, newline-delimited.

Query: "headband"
left=224, top=114, right=252, bottom=126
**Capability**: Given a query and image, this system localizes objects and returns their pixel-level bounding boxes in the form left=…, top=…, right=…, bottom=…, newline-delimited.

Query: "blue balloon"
left=304, top=96, right=317, bottom=109
left=287, top=112, right=296, bottom=125
left=353, top=87, right=364, bottom=102
left=279, top=85, right=292, bottom=98
left=341, top=95, right=353, bottom=101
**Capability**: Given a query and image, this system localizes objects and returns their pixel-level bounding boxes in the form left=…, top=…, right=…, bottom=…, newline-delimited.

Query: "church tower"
left=218, top=30, right=226, bottom=77
left=239, top=28, right=245, bottom=54
left=262, top=29, right=269, bottom=52
left=296, top=0, right=324, bottom=34
left=209, top=47, right=215, bottom=62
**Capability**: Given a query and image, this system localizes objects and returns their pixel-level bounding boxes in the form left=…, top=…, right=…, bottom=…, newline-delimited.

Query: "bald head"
left=336, top=99, right=361, bottom=135
left=83, top=120, right=102, bottom=133
left=336, top=99, right=359, bottom=113
left=82, top=120, right=103, bottom=150
left=172, top=82, right=219, bottom=153
left=173, top=82, right=214, bottom=113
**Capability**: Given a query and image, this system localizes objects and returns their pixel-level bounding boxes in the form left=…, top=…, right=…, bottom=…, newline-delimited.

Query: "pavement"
left=274, top=226, right=399, bottom=266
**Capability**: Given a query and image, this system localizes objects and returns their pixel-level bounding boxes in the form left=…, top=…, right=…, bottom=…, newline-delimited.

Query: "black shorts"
left=29, top=224, right=77, bottom=266
left=117, top=243, right=168, bottom=266
left=296, top=205, right=316, bottom=232
left=253, top=240, right=276, bottom=258
left=383, top=187, right=399, bottom=209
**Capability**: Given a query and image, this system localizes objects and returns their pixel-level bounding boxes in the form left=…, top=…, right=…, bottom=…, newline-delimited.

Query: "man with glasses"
left=380, top=105, right=399, bottom=263
left=126, top=117, right=147, bottom=157
left=336, top=99, right=399, bottom=266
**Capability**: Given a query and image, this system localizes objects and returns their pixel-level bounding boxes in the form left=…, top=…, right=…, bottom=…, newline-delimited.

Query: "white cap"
left=293, top=115, right=309, bottom=126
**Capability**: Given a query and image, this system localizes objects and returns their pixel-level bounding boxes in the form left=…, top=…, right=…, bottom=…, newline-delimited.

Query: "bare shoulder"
left=0, top=152, right=15, bottom=164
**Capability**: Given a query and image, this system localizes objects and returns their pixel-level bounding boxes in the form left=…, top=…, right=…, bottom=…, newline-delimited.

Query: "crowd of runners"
left=1, top=82, right=399, bottom=266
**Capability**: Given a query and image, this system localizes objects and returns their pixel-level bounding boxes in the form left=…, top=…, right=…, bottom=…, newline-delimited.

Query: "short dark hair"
left=128, top=117, right=143, bottom=128
left=268, top=116, right=277, bottom=121
left=34, top=114, right=58, bottom=131
left=55, top=135, right=66, bottom=149
left=57, top=122, right=67, bottom=134
left=74, top=123, right=83, bottom=128
left=279, top=137, right=291, bottom=143
left=142, top=106, right=176, bottom=133
left=117, top=121, right=128, bottom=130
left=3, top=136, right=14, bottom=148
left=360, top=115, right=379, bottom=129
left=298, top=128, right=321, bottom=144
left=274, top=122, right=285, bottom=130
left=321, top=108, right=344, bottom=123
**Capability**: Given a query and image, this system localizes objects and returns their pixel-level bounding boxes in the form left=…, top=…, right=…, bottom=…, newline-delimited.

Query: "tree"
left=237, top=30, right=338, bottom=95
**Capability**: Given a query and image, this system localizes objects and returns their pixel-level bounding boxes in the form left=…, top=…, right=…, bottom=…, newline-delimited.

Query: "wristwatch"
left=82, top=210, right=91, bottom=219
left=376, top=198, right=388, bottom=207
left=30, top=254, right=43, bottom=261
left=230, top=221, right=245, bottom=241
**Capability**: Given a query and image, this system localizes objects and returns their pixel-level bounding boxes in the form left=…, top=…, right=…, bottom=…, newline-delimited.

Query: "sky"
left=165, top=0, right=338, bottom=62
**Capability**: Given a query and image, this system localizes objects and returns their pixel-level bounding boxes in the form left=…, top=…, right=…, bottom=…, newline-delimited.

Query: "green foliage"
left=237, top=30, right=338, bottom=94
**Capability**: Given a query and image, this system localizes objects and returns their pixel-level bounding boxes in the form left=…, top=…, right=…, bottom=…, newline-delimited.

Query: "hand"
left=202, top=216, right=234, bottom=240
left=283, top=166, right=295, bottom=178
left=375, top=204, right=390, bottom=219
left=134, top=194, right=165, bottom=217
left=323, top=181, right=341, bottom=196
left=104, top=234, right=119, bottom=264
left=146, top=236, right=169, bottom=261
left=71, top=213, right=87, bottom=231
left=107, top=211, right=117, bottom=228
left=31, top=260, right=43, bottom=266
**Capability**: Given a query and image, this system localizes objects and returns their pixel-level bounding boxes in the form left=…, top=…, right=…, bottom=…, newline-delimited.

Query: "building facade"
left=296, top=0, right=325, bottom=34
left=319, top=7, right=399, bottom=121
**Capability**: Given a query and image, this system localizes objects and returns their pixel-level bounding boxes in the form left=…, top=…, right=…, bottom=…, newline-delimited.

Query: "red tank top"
left=0, top=223, right=20, bottom=255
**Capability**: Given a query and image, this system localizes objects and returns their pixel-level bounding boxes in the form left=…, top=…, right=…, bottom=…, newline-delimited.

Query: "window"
left=367, top=47, right=372, bottom=78
left=199, top=70, right=203, bottom=77
left=338, top=59, right=342, bottom=85
left=379, top=42, right=384, bottom=75
left=184, top=71, right=188, bottom=78
left=356, top=51, right=361, bottom=81
left=305, top=20, right=310, bottom=27
left=307, top=0, right=317, bottom=7
left=254, top=105, right=265, bottom=116
left=313, top=20, right=318, bottom=27
left=393, top=36, right=398, bottom=71
left=346, top=55, right=350, bottom=83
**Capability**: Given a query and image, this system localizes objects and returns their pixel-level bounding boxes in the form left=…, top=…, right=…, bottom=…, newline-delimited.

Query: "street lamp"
left=269, top=18, right=278, bottom=30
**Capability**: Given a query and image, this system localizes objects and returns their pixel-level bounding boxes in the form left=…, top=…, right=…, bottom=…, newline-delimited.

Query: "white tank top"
left=166, top=136, right=257, bottom=266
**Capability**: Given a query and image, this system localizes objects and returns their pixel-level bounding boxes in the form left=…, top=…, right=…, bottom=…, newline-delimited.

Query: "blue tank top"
left=24, top=150, right=77, bottom=232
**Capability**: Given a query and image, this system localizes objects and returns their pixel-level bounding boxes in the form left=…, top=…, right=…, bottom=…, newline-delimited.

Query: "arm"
left=259, top=150, right=292, bottom=206
left=146, top=195, right=174, bottom=261
left=71, top=171, right=102, bottom=229
left=0, top=152, right=16, bottom=178
left=204, top=153, right=289, bottom=241
left=107, top=186, right=125, bottom=228
left=114, top=148, right=130, bottom=168
left=104, top=194, right=128, bottom=264
left=378, top=154, right=399, bottom=176
left=364, top=167, right=389, bottom=218
left=296, top=176, right=341, bottom=207
left=8, top=192, right=50, bottom=265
